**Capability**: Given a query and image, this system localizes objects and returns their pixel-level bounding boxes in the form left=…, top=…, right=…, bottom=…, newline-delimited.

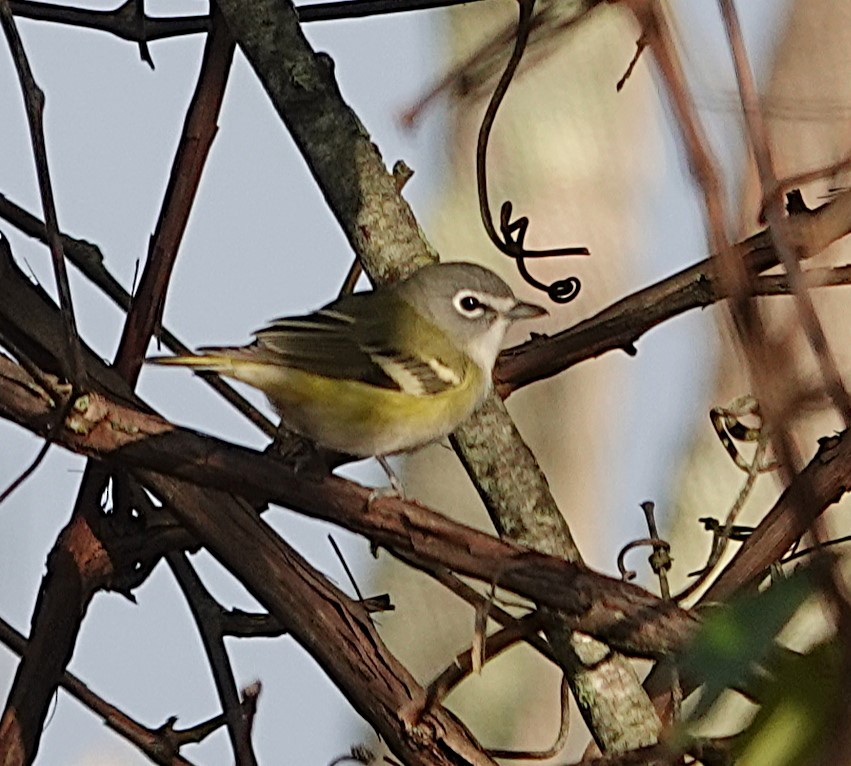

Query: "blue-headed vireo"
left=148, top=262, right=546, bottom=486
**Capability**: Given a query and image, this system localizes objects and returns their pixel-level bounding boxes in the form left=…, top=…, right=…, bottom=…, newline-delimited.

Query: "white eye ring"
left=453, top=291, right=486, bottom=319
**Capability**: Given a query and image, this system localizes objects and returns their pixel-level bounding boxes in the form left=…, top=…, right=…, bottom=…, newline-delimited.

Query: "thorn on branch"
left=391, top=159, right=414, bottom=192
left=132, top=0, right=155, bottom=68
left=616, top=34, right=647, bottom=92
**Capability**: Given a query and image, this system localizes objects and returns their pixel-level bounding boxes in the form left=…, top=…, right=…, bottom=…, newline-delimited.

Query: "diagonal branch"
left=0, top=615, right=197, bottom=766
left=0, top=0, right=84, bottom=385
left=496, top=191, right=851, bottom=396
left=220, top=0, right=665, bottom=747
left=0, top=15, right=236, bottom=764
left=0, top=193, right=277, bottom=436
left=114, top=7, right=234, bottom=384
left=167, top=551, right=259, bottom=766
left=718, top=0, right=851, bottom=426
left=0, top=235, right=495, bottom=766
left=0, top=355, right=697, bottom=658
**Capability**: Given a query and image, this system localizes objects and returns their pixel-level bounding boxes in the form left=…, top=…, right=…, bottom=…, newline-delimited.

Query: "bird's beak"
left=507, top=300, right=548, bottom=320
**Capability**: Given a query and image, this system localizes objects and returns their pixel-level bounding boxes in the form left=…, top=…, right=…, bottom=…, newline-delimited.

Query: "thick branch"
left=216, top=0, right=437, bottom=283
left=167, top=551, right=258, bottom=765
left=0, top=356, right=696, bottom=658
left=215, top=0, right=662, bottom=750
left=0, top=243, right=494, bottom=765
left=700, top=432, right=851, bottom=603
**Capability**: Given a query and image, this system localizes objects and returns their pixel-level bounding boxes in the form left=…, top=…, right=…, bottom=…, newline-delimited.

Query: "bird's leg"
left=374, top=455, right=405, bottom=499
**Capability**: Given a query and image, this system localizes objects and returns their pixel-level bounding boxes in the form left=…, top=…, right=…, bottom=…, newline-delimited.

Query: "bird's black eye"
left=454, top=291, right=487, bottom=318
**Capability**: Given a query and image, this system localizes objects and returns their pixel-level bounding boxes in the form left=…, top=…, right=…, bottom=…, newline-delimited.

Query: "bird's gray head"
left=395, top=262, right=547, bottom=372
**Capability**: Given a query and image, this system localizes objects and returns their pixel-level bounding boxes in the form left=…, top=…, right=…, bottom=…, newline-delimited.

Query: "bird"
left=148, top=262, right=547, bottom=491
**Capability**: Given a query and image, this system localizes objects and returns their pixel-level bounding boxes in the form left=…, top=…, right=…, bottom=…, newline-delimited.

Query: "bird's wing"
left=252, top=293, right=466, bottom=396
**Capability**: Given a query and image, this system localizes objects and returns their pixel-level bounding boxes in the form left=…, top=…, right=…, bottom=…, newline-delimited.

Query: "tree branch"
left=0, top=615, right=197, bottom=766
left=8, top=0, right=493, bottom=45
left=114, top=6, right=234, bottom=385
left=167, top=550, right=259, bottom=765
left=0, top=0, right=84, bottom=385
left=0, top=355, right=696, bottom=658
left=496, top=191, right=851, bottom=396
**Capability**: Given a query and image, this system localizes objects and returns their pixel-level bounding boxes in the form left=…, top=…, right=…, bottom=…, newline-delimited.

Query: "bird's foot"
left=375, top=455, right=405, bottom=499
left=266, top=430, right=329, bottom=481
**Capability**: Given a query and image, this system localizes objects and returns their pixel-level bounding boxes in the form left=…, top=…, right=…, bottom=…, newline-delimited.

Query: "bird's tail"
left=146, top=350, right=240, bottom=375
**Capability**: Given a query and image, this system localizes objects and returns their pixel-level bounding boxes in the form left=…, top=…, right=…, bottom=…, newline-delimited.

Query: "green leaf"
left=680, top=568, right=816, bottom=719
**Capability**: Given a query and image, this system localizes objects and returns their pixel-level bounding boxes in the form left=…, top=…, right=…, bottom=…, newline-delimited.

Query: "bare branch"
left=0, top=193, right=277, bottom=436
left=496, top=192, right=851, bottom=396
left=9, top=0, right=209, bottom=41
left=113, top=8, right=234, bottom=385
left=8, top=0, right=493, bottom=46
left=718, top=0, right=851, bottom=425
left=167, top=551, right=259, bottom=765
left=0, top=614, right=197, bottom=766
left=0, top=0, right=85, bottom=385
left=0, top=355, right=697, bottom=658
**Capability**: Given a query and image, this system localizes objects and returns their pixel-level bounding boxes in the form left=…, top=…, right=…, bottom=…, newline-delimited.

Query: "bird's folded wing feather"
left=250, top=293, right=465, bottom=396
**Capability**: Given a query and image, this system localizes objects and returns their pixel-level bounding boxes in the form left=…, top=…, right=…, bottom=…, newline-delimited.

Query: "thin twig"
left=413, top=564, right=556, bottom=662
left=0, top=395, right=75, bottom=505
left=113, top=7, right=235, bottom=385
left=168, top=551, right=259, bottom=766
left=8, top=0, right=492, bottom=43
left=0, top=614, right=197, bottom=766
left=220, top=594, right=393, bottom=638
left=423, top=612, right=544, bottom=711
left=718, top=0, right=851, bottom=426
left=9, top=0, right=210, bottom=40
left=329, top=534, right=365, bottom=601
left=336, top=161, right=415, bottom=298
left=675, top=441, right=766, bottom=603
left=0, top=0, right=85, bottom=386
left=136, top=471, right=257, bottom=764
left=496, top=191, right=851, bottom=396
left=0, top=193, right=276, bottom=437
